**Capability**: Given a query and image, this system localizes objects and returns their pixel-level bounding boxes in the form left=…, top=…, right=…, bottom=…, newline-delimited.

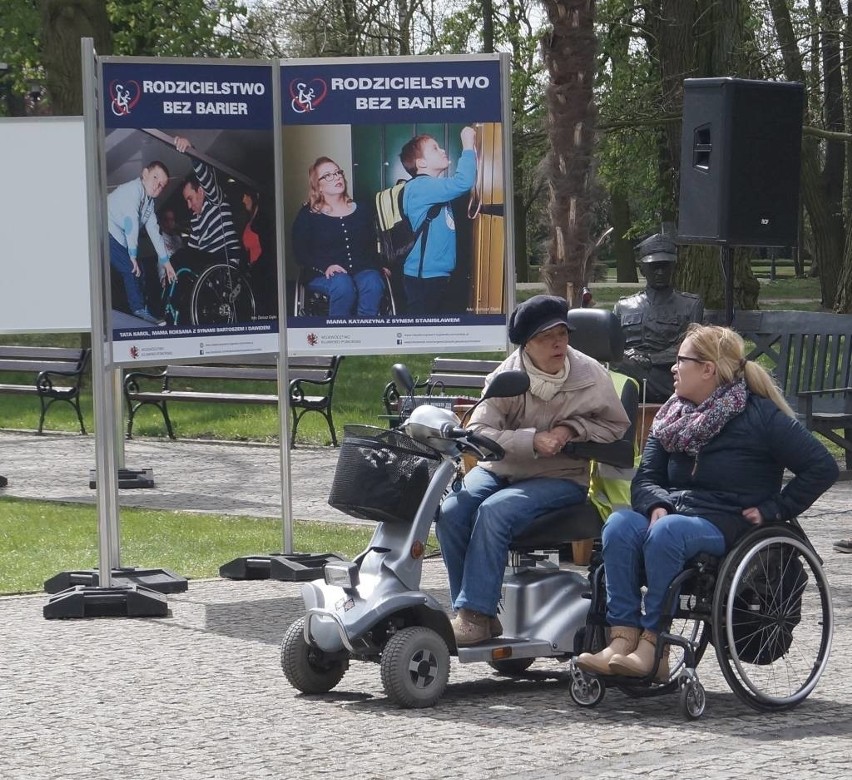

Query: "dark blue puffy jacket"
left=632, top=394, right=839, bottom=548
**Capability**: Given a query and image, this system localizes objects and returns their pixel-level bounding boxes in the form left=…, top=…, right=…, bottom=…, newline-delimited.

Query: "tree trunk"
left=539, top=0, right=597, bottom=307
left=769, top=0, right=846, bottom=307
left=40, top=0, right=112, bottom=115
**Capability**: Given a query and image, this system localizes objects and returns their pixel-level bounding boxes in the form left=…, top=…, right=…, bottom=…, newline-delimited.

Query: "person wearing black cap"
left=437, top=295, right=631, bottom=646
left=612, top=233, right=704, bottom=403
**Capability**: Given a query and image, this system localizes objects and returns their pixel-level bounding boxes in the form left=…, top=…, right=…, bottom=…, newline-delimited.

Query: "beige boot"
left=608, top=630, right=671, bottom=681
left=451, top=608, right=493, bottom=646
left=575, top=627, right=641, bottom=675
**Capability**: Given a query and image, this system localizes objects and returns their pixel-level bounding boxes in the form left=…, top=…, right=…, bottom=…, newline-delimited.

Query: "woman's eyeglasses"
left=675, top=355, right=705, bottom=367
left=318, top=169, right=345, bottom=182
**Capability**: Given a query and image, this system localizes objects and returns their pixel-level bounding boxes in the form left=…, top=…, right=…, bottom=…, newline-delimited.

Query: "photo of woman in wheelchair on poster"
left=105, top=126, right=278, bottom=333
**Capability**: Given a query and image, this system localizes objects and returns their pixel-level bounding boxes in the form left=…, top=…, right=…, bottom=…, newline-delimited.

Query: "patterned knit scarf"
left=651, top=380, right=748, bottom=455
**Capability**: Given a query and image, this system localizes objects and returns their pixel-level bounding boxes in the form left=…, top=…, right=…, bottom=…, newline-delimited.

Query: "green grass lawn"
left=0, top=496, right=381, bottom=595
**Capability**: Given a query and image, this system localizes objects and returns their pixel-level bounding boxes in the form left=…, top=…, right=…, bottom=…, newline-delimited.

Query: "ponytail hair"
left=684, top=324, right=794, bottom=417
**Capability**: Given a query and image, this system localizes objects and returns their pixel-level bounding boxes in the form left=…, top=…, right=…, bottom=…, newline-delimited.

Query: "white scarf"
left=522, top=351, right=569, bottom=401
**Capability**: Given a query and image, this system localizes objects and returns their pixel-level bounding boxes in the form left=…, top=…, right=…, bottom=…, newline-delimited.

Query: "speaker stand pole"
left=721, top=245, right=735, bottom=326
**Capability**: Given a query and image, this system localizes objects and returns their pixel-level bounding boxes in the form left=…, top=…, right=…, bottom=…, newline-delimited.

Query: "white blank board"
left=0, top=117, right=91, bottom=333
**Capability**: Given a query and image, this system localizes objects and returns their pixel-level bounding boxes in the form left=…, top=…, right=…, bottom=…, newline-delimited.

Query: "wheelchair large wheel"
left=711, top=526, right=833, bottom=712
left=190, top=263, right=256, bottom=325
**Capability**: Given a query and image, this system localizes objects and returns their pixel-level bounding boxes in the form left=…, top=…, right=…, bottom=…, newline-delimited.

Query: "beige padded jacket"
left=470, top=347, right=631, bottom=486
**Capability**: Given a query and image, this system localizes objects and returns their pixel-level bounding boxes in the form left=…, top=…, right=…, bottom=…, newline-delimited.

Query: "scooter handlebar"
left=441, top=423, right=504, bottom=461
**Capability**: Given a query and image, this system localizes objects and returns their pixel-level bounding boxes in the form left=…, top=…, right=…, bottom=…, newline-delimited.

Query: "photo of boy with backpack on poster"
left=378, top=126, right=477, bottom=315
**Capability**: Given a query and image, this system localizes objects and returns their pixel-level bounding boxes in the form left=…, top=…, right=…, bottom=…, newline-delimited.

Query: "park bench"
left=381, top=358, right=502, bottom=426
left=123, top=355, right=343, bottom=447
left=0, top=345, right=91, bottom=434
left=721, top=310, right=852, bottom=478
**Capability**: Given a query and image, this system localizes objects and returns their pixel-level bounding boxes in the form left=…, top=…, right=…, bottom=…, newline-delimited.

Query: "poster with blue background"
left=281, top=54, right=511, bottom=356
left=101, top=60, right=278, bottom=366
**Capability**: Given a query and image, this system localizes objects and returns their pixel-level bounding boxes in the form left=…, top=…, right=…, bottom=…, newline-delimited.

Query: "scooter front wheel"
left=281, top=617, right=349, bottom=694
left=380, top=626, right=450, bottom=708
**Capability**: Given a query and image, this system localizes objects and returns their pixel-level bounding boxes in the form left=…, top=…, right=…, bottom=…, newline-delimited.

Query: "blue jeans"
left=436, top=466, right=588, bottom=615
left=602, top=509, right=726, bottom=632
left=307, top=269, right=384, bottom=317
left=109, top=235, right=145, bottom=313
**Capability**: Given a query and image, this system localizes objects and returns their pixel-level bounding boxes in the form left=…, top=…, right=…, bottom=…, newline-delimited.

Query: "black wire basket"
left=329, top=425, right=443, bottom=524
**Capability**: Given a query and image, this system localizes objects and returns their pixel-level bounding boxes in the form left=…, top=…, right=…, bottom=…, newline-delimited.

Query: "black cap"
left=508, top=295, right=573, bottom=345
left=636, top=233, right=677, bottom=264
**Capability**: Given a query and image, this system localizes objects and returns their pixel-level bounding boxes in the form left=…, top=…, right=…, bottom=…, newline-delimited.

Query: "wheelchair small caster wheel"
left=680, top=679, right=706, bottom=720
left=569, top=674, right=606, bottom=707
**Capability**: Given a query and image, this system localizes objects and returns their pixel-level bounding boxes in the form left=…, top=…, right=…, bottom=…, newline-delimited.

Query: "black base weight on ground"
left=88, top=468, right=155, bottom=489
left=219, top=553, right=344, bottom=582
left=44, top=567, right=188, bottom=594
left=43, top=584, right=169, bottom=619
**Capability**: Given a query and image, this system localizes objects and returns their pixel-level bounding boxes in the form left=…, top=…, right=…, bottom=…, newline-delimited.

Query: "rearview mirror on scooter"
left=391, top=363, right=416, bottom=396
left=460, top=370, right=529, bottom=426
left=481, top=370, right=529, bottom=400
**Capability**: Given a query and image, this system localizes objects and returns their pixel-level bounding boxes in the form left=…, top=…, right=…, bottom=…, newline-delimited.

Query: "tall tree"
left=40, top=0, right=112, bottom=115
left=539, top=0, right=599, bottom=307
left=642, top=0, right=761, bottom=310
left=769, top=0, right=847, bottom=310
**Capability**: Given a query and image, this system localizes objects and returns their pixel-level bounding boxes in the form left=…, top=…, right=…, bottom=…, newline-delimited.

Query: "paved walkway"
left=0, top=428, right=351, bottom=524
left=1, top=430, right=851, bottom=779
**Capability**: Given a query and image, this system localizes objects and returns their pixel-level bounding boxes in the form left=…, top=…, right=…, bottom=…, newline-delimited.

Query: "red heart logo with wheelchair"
left=289, top=79, right=328, bottom=113
left=109, top=80, right=142, bottom=117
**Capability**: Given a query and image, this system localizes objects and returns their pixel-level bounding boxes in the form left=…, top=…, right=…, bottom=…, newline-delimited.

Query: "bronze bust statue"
left=612, top=234, right=704, bottom=403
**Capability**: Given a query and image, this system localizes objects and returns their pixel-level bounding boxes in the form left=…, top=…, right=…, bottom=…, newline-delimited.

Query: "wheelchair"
left=486, top=310, right=833, bottom=719
left=293, top=267, right=396, bottom=317
left=566, top=518, right=833, bottom=719
left=162, top=262, right=257, bottom=326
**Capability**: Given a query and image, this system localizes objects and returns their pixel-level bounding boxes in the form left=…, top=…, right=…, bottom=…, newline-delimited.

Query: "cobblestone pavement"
left=1, top=430, right=851, bottom=779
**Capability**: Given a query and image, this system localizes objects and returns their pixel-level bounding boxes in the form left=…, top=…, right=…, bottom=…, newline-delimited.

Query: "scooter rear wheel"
left=281, top=617, right=349, bottom=694
left=380, top=626, right=450, bottom=708
left=488, top=657, right=534, bottom=676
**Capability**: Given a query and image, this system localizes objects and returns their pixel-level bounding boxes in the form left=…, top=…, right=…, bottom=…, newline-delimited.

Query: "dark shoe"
left=133, top=309, right=166, bottom=326
left=451, top=608, right=493, bottom=646
left=833, top=538, right=852, bottom=553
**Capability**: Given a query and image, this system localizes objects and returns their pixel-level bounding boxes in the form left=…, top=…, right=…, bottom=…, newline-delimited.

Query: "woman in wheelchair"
left=292, top=157, right=387, bottom=318
left=577, top=324, right=839, bottom=681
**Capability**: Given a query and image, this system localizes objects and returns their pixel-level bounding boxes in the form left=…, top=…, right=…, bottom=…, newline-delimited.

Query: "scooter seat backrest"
left=565, top=308, right=625, bottom=363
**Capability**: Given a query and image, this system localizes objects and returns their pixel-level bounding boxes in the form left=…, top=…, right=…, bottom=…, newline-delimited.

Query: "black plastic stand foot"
left=89, top=468, right=155, bottom=489
left=44, top=567, right=188, bottom=594
left=219, top=553, right=345, bottom=582
left=43, top=584, right=169, bottom=619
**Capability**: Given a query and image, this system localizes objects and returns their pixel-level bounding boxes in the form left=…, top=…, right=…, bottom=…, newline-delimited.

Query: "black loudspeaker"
left=677, top=78, right=804, bottom=247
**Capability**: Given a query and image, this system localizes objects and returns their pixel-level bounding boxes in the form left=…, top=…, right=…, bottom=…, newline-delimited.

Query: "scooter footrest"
left=457, top=638, right=554, bottom=664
